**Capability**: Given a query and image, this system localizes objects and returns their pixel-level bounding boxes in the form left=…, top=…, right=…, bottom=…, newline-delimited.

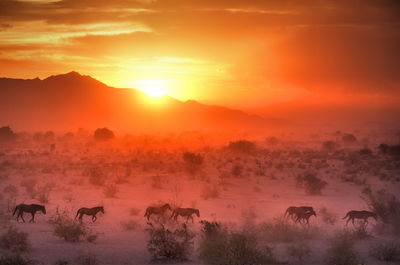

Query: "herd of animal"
left=12, top=203, right=378, bottom=226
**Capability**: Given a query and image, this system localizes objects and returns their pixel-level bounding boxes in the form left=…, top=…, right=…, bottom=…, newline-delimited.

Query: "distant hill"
left=0, top=72, right=285, bottom=132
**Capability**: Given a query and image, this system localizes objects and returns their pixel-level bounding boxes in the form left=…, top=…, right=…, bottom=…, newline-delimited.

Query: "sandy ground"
left=0, top=135, right=399, bottom=265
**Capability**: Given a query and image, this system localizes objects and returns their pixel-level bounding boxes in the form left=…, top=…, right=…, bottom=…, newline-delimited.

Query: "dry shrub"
left=226, top=140, right=257, bottom=154
left=3, top=185, right=18, bottom=198
left=201, top=185, right=219, bottom=200
left=129, top=207, right=140, bottom=216
left=286, top=242, right=311, bottom=261
left=20, top=179, right=37, bottom=198
left=198, top=220, right=282, bottom=265
left=36, top=183, right=54, bottom=203
left=183, top=152, right=203, bottom=174
left=259, top=218, right=318, bottom=243
left=319, top=207, right=337, bottom=225
left=0, top=226, right=30, bottom=252
left=0, top=208, right=12, bottom=224
left=231, top=163, right=243, bottom=177
left=0, top=253, right=37, bottom=265
left=103, top=184, right=118, bottom=198
left=86, top=167, right=106, bottom=186
left=241, top=207, right=257, bottom=229
left=94, top=127, right=114, bottom=142
left=146, top=222, right=195, bottom=262
left=325, top=231, right=360, bottom=265
left=362, top=188, right=400, bottom=235
left=77, top=253, right=98, bottom=265
left=120, top=219, right=140, bottom=231
left=49, top=209, right=96, bottom=243
left=296, top=172, right=327, bottom=195
left=54, top=259, right=69, bottom=265
left=370, top=240, right=400, bottom=263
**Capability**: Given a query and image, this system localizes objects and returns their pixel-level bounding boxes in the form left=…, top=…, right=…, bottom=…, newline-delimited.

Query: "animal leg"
left=20, top=212, right=25, bottom=223
left=30, top=213, right=35, bottom=223
left=92, top=215, right=97, bottom=222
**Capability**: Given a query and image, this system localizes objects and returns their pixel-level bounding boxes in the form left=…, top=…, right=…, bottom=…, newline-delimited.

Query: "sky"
left=1, top=0, right=399, bottom=116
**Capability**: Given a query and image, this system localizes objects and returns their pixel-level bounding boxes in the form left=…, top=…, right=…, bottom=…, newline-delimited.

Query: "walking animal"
left=171, top=207, right=200, bottom=223
left=294, top=209, right=317, bottom=224
left=284, top=206, right=314, bottom=221
left=343, top=210, right=377, bottom=225
left=144, top=204, right=172, bottom=221
left=75, top=206, right=104, bottom=223
left=13, top=204, right=46, bottom=223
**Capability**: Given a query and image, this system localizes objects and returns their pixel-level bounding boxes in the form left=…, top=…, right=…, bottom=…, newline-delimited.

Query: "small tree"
left=0, top=226, right=30, bottom=252
left=183, top=152, right=203, bottom=174
left=0, top=126, right=17, bottom=143
left=362, top=189, right=400, bottom=235
left=146, top=223, right=195, bottom=262
left=296, top=172, right=327, bottom=195
left=227, top=140, right=256, bottom=154
left=325, top=231, right=360, bottom=265
left=342, top=134, right=357, bottom=145
left=94, top=128, right=115, bottom=142
left=322, top=141, right=336, bottom=152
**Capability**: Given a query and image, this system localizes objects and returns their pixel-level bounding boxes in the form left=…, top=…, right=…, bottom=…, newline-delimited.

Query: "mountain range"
left=0, top=72, right=284, bottom=132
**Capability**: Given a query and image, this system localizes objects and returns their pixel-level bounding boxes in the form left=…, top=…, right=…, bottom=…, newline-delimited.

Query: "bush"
left=322, top=141, right=336, bottom=152
left=370, top=240, right=400, bottom=262
left=49, top=209, right=96, bottom=243
left=87, top=167, right=106, bottom=186
left=146, top=222, right=195, bottom=262
left=0, top=253, right=37, bottom=265
left=129, top=207, right=140, bottom=216
left=103, top=184, right=118, bottom=198
left=36, top=184, right=53, bottom=203
left=54, top=260, right=69, bottom=265
left=342, top=134, right=357, bottom=144
left=120, top=220, right=140, bottom=231
left=77, top=253, right=98, bottom=265
left=325, top=231, right=360, bottom=265
left=199, top=221, right=282, bottom=265
left=94, top=128, right=114, bottom=142
left=231, top=163, right=243, bottom=177
left=227, top=140, right=256, bottom=154
left=296, top=172, right=327, bottom=195
left=259, top=218, right=318, bottom=243
left=201, top=185, right=219, bottom=200
left=286, top=242, right=311, bottom=261
left=183, top=152, right=203, bottom=174
left=319, top=207, right=337, bottom=225
left=362, top=189, right=400, bottom=235
left=0, top=226, right=30, bottom=252
left=0, top=126, right=17, bottom=144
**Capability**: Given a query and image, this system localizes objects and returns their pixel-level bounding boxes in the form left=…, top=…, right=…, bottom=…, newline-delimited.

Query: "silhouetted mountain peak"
left=43, top=71, right=108, bottom=89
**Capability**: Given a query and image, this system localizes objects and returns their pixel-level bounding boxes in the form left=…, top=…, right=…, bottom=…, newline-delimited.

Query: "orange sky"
left=0, top=0, right=399, bottom=114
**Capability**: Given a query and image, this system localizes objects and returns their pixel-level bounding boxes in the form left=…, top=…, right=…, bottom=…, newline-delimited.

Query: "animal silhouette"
left=294, top=209, right=317, bottom=224
left=284, top=206, right=314, bottom=221
left=343, top=210, right=377, bottom=225
left=171, top=207, right=200, bottom=223
left=144, top=203, right=172, bottom=221
left=75, top=206, right=104, bottom=223
left=13, top=204, right=46, bottom=223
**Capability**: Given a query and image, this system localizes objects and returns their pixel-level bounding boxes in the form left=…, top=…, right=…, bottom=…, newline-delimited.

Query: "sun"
left=135, top=80, right=168, bottom=98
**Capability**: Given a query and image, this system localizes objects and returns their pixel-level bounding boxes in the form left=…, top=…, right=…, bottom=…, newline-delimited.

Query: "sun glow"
left=135, top=80, right=168, bottom=98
